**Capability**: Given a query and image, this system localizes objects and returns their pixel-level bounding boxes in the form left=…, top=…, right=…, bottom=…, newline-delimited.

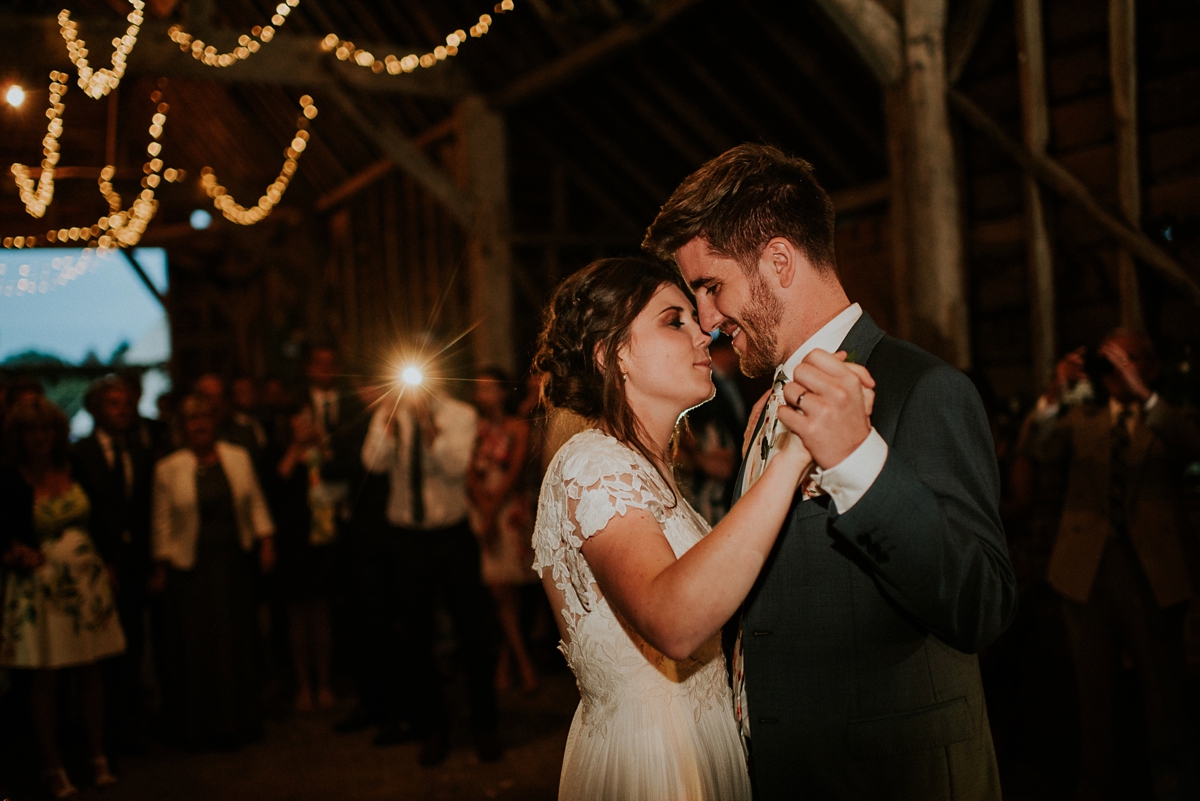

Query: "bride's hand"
left=768, top=429, right=814, bottom=489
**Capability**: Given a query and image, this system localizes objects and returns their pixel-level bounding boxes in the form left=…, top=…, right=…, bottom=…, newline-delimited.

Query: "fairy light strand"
left=59, top=0, right=145, bottom=99
left=167, top=0, right=299, bottom=68
left=199, top=96, right=316, bottom=225
left=322, top=0, right=515, bottom=75
left=10, top=72, right=69, bottom=219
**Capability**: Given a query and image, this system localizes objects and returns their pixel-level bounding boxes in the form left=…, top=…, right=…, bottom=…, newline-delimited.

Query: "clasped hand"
left=777, top=349, right=876, bottom=471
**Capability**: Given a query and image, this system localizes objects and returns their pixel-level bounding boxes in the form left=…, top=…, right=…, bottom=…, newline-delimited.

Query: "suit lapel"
left=837, top=312, right=887, bottom=368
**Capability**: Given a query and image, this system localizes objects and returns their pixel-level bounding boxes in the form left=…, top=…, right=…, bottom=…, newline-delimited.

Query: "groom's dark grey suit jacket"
left=733, top=312, right=1017, bottom=800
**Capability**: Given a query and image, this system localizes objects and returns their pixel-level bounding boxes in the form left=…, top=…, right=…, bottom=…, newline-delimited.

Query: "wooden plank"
left=2, top=15, right=467, bottom=98
left=1110, top=0, right=1143, bottom=330
left=519, top=126, right=643, bottom=233
left=608, top=75, right=708, bottom=166
left=489, top=0, right=705, bottom=108
left=946, top=0, right=996, bottom=85
left=325, top=87, right=474, bottom=228
left=555, top=101, right=673, bottom=202
left=902, top=0, right=970, bottom=368
left=121, top=248, right=167, bottom=308
left=315, top=159, right=393, bottom=213
left=632, top=59, right=733, bottom=154
left=948, top=89, right=1200, bottom=306
left=810, top=0, right=903, bottom=86
left=456, top=96, right=515, bottom=373
left=1016, top=0, right=1056, bottom=388
left=883, top=84, right=912, bottom=341
left=830, top=180, right=890, bottom=214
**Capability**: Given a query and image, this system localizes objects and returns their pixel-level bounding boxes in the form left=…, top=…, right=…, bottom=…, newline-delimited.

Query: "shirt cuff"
left=813, top=428, right=888, bottom=513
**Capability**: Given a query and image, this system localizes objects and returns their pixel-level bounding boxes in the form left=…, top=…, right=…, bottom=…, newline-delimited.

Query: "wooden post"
left=902, top=0, right=970, bottom=368
left=1016, top=0, right=1057, bottom=389
left=455, top=95, right=516, bottom=374
left=1110, top=0, right=1143, bottom=331
left=883, top=86, right=913, bottom=342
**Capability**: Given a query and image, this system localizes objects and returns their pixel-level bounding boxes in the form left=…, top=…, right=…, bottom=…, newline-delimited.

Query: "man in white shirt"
left=644, top=143, right=1016, bottom=800
left=361, top=388, right=499, bottom=766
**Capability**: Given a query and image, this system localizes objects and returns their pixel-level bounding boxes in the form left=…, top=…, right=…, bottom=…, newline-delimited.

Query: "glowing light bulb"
left=5, top=85, right=25, bottom=108
left=189, top=209, right=212, bottom=229
left=400, top=366, right=424, bottom=387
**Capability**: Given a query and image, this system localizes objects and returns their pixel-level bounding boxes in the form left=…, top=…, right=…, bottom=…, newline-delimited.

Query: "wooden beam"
left=556, top=101, right=673, bottom=203
left=121, top=248, right=166, bottom=308
left=1110, top=0, right=1143, bottom=331
left=948, top=89, right=1200, bottom=305
left=490, top=0, right=705, bottom=108
left=1016, top=0, right=1056, bottom=389
left=810, top=0, right=903, bottom=86
left=312, top=116, right=460, bottom=212
left=632, top=59, right=733, bottom=154
left=883, top=84, right=913, bottom=341
left=946, top=0, right=996, bottom=84
left=902, top=0, right=969, bottom=368
left=3, top=15, right=467, bottom=98
left=456, top=96, right=515, bottom=373
left=325, top=87, right=474, bottom=228
left=741, top=2, right=885, bottom=160
left=728, top=49, right=858, bottom=184
left=830, top=180, right=890, bottom=214
left=519, top=126, right=643, bottom=233
left=668, top=40, right=788, bottom=147
left=608, top=76, right=709, bottom=166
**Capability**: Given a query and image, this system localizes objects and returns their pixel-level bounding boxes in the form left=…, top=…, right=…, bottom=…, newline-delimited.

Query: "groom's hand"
left=778, top=349, right=875, bottom=470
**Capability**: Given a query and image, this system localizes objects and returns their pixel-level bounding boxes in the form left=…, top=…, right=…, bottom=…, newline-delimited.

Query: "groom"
left=644, top=144, right=1017, bottom=800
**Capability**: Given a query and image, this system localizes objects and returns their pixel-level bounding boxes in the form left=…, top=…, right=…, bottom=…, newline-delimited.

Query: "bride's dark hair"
left=533, top=256, right=692, bottom=493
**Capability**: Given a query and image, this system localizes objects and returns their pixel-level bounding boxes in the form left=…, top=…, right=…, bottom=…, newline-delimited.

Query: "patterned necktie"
left=732, top=369, right=787, bottom=746
left=1109, top=406, right=1131, bottom=538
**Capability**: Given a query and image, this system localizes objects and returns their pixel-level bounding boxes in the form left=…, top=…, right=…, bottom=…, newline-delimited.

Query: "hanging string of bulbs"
left=199, top=96, right=316, bottom=225
left=167, top=0, right=299, bottom=68
left=58, top=0, right=145, bottom=99
left=10, top=72, right=69, bottom=219
left=5, top=0, right=521, bottom=251
left=322, top=0, right=515, bottom=75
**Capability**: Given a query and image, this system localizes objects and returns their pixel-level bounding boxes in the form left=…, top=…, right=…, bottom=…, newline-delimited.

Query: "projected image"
left=0, top=247, right=171, bottom=436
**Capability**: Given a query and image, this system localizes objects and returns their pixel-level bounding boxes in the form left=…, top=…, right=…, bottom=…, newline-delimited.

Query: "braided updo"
left=534, top=256, right=691, bottom=481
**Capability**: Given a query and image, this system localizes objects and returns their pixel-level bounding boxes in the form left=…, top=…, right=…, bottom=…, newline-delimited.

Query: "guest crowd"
left=0, top=327, right=1197, bottom=799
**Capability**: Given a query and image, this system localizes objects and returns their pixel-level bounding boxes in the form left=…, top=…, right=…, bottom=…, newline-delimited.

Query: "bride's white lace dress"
left=534, top=429, right=752, bottom=801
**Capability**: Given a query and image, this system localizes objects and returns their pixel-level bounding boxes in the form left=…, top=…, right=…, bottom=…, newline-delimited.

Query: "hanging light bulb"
left=5, top=85, right=25, bottom=108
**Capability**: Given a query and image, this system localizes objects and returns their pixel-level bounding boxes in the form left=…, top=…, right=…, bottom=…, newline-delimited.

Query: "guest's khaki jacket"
left=152, top=442, right=274, bottom=570
left=1034, top=399, right=1200, bottom=607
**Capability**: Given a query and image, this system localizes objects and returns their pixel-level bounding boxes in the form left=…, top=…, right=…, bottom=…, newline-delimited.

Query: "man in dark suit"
left=645, top=144, right=1017, bottom=800
left=72, top=376, right=155, bottom=752
left=1031, top=331, right=1199, bottom=801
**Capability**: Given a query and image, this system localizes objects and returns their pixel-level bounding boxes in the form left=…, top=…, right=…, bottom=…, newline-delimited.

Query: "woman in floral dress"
left=1, top=395, right=125, bottom=798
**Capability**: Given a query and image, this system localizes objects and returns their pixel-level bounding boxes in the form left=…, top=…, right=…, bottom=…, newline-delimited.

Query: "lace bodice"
left=533, top=429, right=730, bottom=734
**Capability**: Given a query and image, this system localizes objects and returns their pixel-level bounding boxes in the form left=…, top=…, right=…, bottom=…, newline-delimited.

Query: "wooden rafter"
left=555, top=100, right=673, bottom=203
left=489, top=0, right=706, bottom=108
left=948, top=89, right=1200, bottom=305
left=607, top=76, right=708, bottom=166
left=631, top=59, right=733, bottom=154
left=810, top=0, right=903, bottom=86
left=946, top=0, right=997, bottom=84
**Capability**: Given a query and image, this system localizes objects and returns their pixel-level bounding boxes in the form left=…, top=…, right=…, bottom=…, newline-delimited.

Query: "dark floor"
left=3, top=670, right=578, bottom=801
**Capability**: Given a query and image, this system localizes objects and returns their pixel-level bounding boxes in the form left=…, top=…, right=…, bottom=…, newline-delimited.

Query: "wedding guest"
left=468, top=368, right=538, bottom=693
left=267, top=405, right=339, bottom=712
left=150, top=395, right=275, bottom=750
left=1029, top=330, right=1200, bottom=800
left=72, top=377, right=154, bottom=754
left=192, top=375, right=264, bottom=464
left=1, top=396, right=125, bottom=798
left=230, top=377, right=269, bottom=452
left=361, top=382, right=499, bottom=765
left=684, top=336, right=748, bottom=524
left=116, top=369, right=171, bottom=461
left=260, top=375, right=293, bottom=450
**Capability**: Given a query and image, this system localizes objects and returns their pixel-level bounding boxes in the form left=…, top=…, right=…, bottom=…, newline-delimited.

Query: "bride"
left=532, top=256, right=812, bottom=800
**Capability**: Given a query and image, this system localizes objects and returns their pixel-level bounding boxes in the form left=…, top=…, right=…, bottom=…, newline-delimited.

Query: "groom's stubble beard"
left=737, top=270, right=785, bottom=379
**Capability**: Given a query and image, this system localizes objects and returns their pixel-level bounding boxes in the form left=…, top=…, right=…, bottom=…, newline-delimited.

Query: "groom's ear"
left=764, top=237, right=798, bottom=290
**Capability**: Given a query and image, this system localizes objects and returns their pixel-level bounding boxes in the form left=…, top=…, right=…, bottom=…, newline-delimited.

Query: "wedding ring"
left=796, top=392, right=805, bottom=412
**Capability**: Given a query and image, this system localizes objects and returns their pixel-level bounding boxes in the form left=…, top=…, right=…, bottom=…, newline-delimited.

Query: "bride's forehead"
left=646, top=283, right=692, bottom=308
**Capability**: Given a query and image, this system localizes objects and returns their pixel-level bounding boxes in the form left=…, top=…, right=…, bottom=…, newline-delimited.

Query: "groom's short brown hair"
left=642, top=144, right=837, bottom=275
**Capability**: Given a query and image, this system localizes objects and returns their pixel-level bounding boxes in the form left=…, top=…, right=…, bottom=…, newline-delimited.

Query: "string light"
left=0, top=248, right=107, bottom=298
left=59, top=0, right=145, bottom=99
left=200, top=96, right=316, bottom=225
left=10, top=72, right=69, bottom=219
left=321, top=0, right=515, bottom=75
left=167, top=0, right=300, bottom=68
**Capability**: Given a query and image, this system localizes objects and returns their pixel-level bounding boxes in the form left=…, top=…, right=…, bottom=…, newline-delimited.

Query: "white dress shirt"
left=95, top=428, right=134, bottom=497
left=310, top=388, right=340, bottom=432
left=361, top=395, right=478, bottom=530
left=744, top=302, right=888, bottom=513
